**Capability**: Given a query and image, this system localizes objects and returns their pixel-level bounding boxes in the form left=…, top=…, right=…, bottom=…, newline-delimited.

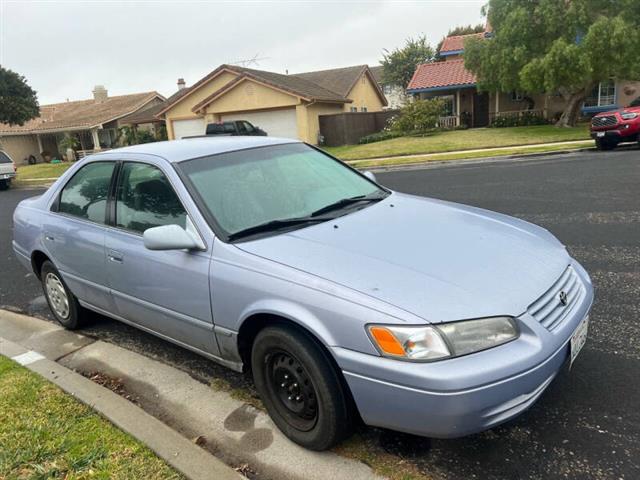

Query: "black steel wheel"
left=251, top=325, right=353, bottom=450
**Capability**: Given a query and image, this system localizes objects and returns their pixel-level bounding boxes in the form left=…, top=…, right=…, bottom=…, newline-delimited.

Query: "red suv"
left=590, top=97, right=640, bottom=150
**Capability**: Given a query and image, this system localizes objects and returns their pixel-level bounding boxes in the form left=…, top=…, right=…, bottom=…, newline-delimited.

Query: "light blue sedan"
left=13, top=137, right=593, bottom=450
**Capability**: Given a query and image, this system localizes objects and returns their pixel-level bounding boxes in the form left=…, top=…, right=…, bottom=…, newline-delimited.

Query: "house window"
left=431, top=94, right=455, bottom=116
left=383, top=84, right=393, bottom=95
left=584, top=80, right=617, bottom=108
left=350, top=107, right=358, bottom=112
left=361, top=106, right=368, bottom=112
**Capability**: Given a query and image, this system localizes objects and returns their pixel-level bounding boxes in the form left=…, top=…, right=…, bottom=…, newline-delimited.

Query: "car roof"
left=91, top=136, right=300, bottom=163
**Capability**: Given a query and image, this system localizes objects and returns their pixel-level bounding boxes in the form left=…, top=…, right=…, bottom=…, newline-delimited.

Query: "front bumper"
left=590, top=126, right=639, bottom=142
left=333, top=261, right=594, bottom=438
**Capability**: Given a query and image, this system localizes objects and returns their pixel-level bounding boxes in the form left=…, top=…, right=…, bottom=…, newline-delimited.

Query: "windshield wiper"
left=310, top=193, right=386, bottom=218
left=228, top=217, right=327, bottom=241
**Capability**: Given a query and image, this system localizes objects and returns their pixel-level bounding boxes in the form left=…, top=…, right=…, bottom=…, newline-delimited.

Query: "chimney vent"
left=92, top=85, right=108, bottom=102
left=177, top=78, right=186, bottom=90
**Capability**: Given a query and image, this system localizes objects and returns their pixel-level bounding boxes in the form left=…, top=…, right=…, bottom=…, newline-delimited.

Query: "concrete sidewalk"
left=0, top=309, right=383, bottom=480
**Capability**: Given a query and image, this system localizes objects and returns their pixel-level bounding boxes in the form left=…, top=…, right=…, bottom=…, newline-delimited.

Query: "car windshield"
left=178, top=143, right=387, bottom=240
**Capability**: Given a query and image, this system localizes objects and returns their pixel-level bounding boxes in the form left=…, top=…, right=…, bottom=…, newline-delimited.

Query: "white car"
left=0, top=151, right=17, bottom=190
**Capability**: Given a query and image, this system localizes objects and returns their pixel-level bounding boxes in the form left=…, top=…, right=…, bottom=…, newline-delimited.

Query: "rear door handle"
left=108, top=249, right=124, bottom=263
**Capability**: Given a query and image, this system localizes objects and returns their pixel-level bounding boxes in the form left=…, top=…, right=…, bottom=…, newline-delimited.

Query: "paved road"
left=2, top=149, right=639, bottom=479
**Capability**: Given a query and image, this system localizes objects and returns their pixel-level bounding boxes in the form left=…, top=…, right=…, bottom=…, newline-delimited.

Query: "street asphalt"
left=1, top=148, right=638, bottom=479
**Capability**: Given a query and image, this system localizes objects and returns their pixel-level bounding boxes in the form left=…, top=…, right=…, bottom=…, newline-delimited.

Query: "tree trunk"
left=555, top=87, right=591, bottom=128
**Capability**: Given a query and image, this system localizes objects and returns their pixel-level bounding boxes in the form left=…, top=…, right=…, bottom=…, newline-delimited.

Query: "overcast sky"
left=1, top=0, right=485, bottom=105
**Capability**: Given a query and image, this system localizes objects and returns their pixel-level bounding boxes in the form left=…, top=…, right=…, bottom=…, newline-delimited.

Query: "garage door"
left=172, top=118, right=205, bottom=139
left=222, top=109, right=298, bottom=140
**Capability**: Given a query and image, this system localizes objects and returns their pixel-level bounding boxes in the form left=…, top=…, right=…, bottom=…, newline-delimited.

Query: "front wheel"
left=595, top=139, right=616, bottom=151
left=251, top=325, right=353, bottom=450
left=41, top=260, right=85, bottom=329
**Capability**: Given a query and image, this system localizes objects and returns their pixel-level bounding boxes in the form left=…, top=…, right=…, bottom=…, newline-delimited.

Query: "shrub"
left=389, top=98, right=446, bottom=134
left=358, top=130, right=405, bottom=144
left=490, top=111, right=549, bottom=128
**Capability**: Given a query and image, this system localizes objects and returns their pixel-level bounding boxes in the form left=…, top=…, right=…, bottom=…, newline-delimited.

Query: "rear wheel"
left=40, top=260, right=85, bottom=329
left=0, top=179, right=8, bottom=190
left=251, top=325, right=353, bottom=450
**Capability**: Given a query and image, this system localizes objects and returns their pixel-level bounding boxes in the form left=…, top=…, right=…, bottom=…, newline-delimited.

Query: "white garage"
left=222, top=108, right=298, bottom=140
left=172, top=118, right=206, bottom=139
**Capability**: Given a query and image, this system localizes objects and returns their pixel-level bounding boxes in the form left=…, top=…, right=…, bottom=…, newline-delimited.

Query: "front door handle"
left=44, top=233, right=56, bottom=242
left=107, top=249, right=124, bottom=263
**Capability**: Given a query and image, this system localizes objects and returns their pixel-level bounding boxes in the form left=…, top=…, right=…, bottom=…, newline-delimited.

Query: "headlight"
left=621, top=112, right=638, bottom=120
left=367, top=316, right=518, bottom=362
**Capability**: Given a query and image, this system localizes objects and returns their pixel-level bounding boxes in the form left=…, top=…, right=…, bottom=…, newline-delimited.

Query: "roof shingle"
left=440, top=32, right=485, bottom=53
left=407, top=59, right=476, bottom=91
left=0, top=91, right=162, bottom=134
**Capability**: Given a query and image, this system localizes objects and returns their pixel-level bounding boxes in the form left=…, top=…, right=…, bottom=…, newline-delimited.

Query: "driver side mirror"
left=363, top=170, right=377, bottom=183
left=143, top=224, right=202, bottom=251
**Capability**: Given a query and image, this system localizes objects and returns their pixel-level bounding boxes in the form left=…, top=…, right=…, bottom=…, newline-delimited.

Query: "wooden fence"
left=319, top=110, right=400, bottom=147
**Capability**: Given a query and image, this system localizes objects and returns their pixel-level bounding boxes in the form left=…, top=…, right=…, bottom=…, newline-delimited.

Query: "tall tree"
left=464, top=0, right=640, bottom=127
left=0, top=67, right=39, bottom=126
left=435, top=24, right=485, bottom=56
left=381, top=36, right=434, bottom=89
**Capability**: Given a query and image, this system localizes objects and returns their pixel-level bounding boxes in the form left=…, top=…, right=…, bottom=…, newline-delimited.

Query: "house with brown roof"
left=158, top=64, right=387, bottom=143
left=407, top=28, right=640, bottom=128
left=0, top=86, right=165, bottom=164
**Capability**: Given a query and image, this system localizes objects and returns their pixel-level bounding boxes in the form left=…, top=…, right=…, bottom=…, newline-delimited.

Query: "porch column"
left=36, top=134, right=43, bottom=155
left=456, top=90, right=461, bottom=126
left=91, top=128, right=101, bottom=151
left=495, top=91, right=500, bottom=115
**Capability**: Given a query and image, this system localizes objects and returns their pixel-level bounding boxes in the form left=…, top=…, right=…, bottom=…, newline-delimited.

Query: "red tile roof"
left=440, top=32, right=485, bottom=53
left=407, top=59, right=476, bottom=91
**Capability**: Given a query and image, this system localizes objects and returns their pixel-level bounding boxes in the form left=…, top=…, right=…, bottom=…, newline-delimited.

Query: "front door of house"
left=473, top=93, right=490, bottom=127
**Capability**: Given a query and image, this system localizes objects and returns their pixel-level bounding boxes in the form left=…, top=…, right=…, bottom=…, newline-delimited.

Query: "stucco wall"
left=0, top=135, right=40, bottom=164
left=165, top=71, right=238, bottom=139
left=204, top=79, right=299, bottom=116
left=345, top=73, right=385, bottom=112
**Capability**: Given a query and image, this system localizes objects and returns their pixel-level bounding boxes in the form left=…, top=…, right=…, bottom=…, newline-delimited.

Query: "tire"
left=595, top=139, right=616, bottom=151
left=40, top=260, right=85, bottom=329
left=251, top=325, right=353, bottom=450
left=0, top=180, right=8, bottom=191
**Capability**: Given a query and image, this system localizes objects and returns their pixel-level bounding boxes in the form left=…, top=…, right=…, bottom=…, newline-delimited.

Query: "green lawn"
left=0, top=355, right=182, bottom=479
left=325, top=124, right=591, bottom=160
left=16, top=162, right=73, bottom=182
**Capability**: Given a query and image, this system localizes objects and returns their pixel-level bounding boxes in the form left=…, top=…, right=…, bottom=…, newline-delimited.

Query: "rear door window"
left=0, top=152, right=12, bottom=163
left=58, top=162, right=115, bottom=223
left=115, top=162, right=187, bottom=234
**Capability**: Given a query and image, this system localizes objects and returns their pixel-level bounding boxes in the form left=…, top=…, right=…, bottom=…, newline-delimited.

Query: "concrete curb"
left=0, top=334, right=243, bottom=480
left=0, top=309, right=384, bottom=480
left=365, top=147, right=593, bottom=173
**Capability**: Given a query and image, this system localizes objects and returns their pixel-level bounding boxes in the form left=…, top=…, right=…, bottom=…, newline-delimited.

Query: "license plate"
left=596, top=132, right=605, bottom=138
left=570, top=316, right=589, bottom=368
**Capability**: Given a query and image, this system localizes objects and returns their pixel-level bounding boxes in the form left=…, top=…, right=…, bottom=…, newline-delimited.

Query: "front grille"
left=528, top=266, right=585, bottom=331
left=592, top=115, right=618, bottom=128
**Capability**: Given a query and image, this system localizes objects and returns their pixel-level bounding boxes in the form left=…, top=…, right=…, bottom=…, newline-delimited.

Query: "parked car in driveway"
left=13, top=136, right=593, bottom=450
left=205, top=120, right=267, bottom=136
left=0, top=150, right=17, bottom=190
left=590, top=97, right=640, bottom=150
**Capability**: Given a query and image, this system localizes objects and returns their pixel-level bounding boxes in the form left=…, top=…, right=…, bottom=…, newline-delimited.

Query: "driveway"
left=2, top=149, right=639, bottom=479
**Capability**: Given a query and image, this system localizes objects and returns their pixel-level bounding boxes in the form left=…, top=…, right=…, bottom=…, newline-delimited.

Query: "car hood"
left=236, top=193, right=570, bottom=323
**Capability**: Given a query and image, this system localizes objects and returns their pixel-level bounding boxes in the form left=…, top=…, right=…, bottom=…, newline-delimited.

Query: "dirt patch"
left=83, top=371, right=140, bottom=405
